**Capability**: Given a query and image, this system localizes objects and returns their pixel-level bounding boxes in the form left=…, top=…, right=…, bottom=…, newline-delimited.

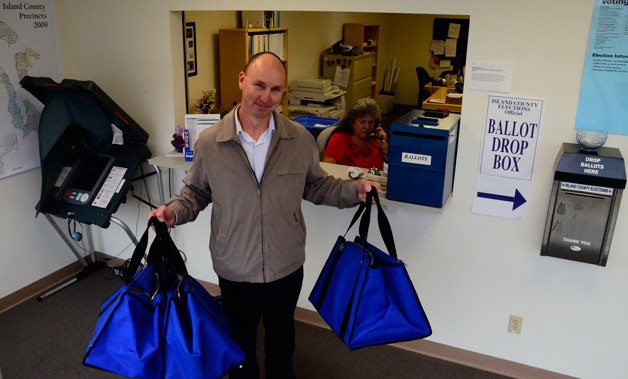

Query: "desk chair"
left=415, top=67, right=432, bottom=108
left=317, top=125, right=338, bottom=160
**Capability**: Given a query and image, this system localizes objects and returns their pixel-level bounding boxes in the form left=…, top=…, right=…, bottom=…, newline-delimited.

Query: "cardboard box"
left=446, top=93, right=463, bottom=105
left=376, top=95, right=394, bottom=113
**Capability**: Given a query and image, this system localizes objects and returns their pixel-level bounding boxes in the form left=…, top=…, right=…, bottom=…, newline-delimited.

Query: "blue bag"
left=164, top=275, right=244, bottom=379
left=83, top=263, right=166, bottom=378
left=83, top=217, right=245, bottom=379
left=309, top=189, right=432, bottom=350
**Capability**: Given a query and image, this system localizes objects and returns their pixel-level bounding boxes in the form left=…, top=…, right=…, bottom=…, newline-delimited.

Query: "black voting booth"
left=21, top=76, right=151, bottom=298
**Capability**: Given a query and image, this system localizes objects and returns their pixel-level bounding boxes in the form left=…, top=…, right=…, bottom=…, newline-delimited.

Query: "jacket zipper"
left=234, top=141, right=266, bottom=281
left=257, top=140, right=279, bottom=282
left=236, top=134, right=279, bottom=283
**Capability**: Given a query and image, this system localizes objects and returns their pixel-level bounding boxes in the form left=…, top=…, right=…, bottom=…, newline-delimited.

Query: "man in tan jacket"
left=150, top=52, right=380, bottom=378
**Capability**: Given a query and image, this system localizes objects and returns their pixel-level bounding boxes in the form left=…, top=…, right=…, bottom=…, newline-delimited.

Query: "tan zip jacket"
left=167, top=109, right=359, bottom=283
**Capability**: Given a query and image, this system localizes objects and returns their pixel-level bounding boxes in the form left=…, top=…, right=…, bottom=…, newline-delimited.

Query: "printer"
left=288, top=78, right=346, bottom=119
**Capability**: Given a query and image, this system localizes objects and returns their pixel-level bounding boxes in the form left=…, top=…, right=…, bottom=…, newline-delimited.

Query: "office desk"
left=422, top=87, right=462, bottom=113
left=148, top=154, right=192, bottom=204
left=148, top=155, right=444, bottom=213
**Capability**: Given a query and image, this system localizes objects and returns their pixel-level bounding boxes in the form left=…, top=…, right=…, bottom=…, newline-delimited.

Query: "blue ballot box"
left=386, top=110, right=461, bottom=207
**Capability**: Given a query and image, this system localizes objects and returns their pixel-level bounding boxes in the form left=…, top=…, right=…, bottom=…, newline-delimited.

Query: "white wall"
left=3, top=0, right=627, bottom=377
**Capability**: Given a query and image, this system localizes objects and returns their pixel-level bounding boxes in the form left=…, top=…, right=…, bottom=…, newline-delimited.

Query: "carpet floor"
left=0, top=267, right=509, bottom=378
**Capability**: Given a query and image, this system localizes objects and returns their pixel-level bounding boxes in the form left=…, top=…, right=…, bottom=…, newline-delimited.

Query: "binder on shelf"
left=248, top=32, right=285, bottom=60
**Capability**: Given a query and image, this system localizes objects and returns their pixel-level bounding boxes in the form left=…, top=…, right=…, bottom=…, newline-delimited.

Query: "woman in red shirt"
left=323, top=97, right=388, bottom=170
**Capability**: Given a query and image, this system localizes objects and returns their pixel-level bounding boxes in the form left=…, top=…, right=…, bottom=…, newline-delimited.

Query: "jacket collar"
left=216, top=107, right=297, bottom=143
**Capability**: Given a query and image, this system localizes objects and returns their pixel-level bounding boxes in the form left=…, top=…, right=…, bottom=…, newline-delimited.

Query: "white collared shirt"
left=235, top=107, right=275, bottom=183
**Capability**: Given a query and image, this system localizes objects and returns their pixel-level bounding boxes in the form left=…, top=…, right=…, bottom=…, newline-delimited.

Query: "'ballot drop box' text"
left=386, top=110, right=460, bottom=207
left=541, top=143, right=626, bottom=266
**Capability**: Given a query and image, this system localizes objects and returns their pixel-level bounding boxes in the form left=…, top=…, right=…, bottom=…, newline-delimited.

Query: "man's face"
left=238, top=55, right=286, bottom=119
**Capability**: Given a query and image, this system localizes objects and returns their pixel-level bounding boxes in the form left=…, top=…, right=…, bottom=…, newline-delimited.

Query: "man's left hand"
left=356, top=178, right=382, bottom=202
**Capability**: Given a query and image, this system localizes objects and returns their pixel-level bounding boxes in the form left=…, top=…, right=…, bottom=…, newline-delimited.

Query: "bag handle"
left=343, top=200, right=368, bottom=239
left=358, top=189, right=397, bottom=259
left=123, top=217, right=188, bottom=284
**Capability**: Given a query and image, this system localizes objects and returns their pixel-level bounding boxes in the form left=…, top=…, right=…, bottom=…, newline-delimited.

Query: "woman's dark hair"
left=327, top=97, right=382, bottom=147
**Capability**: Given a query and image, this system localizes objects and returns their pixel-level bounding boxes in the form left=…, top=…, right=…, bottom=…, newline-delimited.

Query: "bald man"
left=150, top=52, right=380, bottom=378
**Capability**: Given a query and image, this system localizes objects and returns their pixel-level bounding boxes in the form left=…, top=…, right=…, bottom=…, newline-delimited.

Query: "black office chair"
left=415, top=66, right=432, bottom=108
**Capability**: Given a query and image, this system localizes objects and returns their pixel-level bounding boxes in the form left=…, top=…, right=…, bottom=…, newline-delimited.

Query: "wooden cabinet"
left=343, top=23, right=379, bottom=98
left=218, top=27, right=288, bottom=115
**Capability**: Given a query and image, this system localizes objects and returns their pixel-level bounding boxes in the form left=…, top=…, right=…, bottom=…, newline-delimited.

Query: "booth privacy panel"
left=20, top=76, right=151, bottom=228
left=21, top=76, right=148, bottom=144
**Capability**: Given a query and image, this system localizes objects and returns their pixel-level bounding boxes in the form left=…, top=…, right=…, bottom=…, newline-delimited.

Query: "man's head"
left=238, top=52, right=286, bottom=120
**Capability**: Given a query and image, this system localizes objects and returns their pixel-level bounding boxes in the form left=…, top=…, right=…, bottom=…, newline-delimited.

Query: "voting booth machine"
left=21, top=76, right=151, bottom=297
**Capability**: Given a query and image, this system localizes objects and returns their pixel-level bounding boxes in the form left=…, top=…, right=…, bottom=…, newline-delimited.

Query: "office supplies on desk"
left=411, top=116, right=439, bottom=126
left=428, top=98, right=445, bottom=104
left=423, top=110, right=449, bottom=118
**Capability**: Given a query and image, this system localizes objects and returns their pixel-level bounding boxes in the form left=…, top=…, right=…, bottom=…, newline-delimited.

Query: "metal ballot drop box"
left=386, top=110, right=460, bottom=207
left=541, top=143, right=626, bottom=266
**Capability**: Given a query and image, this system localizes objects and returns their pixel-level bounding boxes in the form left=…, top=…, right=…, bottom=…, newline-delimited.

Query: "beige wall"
left=3, top=1, right=627, bottom=378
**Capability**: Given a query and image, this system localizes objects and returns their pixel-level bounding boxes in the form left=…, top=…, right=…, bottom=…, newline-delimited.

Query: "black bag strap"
left=343, top=200, right=368, bottom=239
left=358, top=189, right=397, bottom=259
left=123, top=217, right=188, bottom=284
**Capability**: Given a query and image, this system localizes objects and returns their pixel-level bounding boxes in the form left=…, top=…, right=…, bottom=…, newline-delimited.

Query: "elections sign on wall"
left=480, top=96, right=544, bottom=180
left=473, top=95, right=544, bottom=219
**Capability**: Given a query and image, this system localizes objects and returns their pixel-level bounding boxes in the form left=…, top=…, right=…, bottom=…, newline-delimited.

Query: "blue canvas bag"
left=163, top=275, right=244, bottom=379
left=309, top=189, right=432, bottom=350
left=83, top=217, right=245, bottom=378
left=83, top=263, right=166, bottom=378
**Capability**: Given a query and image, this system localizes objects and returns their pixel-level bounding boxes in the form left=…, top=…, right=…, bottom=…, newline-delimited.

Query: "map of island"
left=0, top=13, right=59, bottom=178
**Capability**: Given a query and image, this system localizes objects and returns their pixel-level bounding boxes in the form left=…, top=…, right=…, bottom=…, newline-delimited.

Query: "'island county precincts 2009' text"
left=2, top=2, right=47, bottom=19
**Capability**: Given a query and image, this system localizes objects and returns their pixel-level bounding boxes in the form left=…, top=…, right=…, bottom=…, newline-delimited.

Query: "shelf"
left=219, top=27, right=289, bottom=115
left=343, top=23, right=380, bottom=100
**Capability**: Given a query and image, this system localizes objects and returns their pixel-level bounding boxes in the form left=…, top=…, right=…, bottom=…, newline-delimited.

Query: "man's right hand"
left=148, top=205, right=176, bottom=228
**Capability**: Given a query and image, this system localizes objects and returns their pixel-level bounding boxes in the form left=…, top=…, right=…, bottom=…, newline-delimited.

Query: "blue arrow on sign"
left=477, top=189, right=527, bottom=210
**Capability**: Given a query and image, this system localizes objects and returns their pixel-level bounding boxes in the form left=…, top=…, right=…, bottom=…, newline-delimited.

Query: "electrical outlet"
left=508, top=315, right=523, bottom=334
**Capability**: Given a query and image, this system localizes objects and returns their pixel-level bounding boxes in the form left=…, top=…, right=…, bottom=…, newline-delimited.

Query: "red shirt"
left=324, top=132, right=385, bottom=170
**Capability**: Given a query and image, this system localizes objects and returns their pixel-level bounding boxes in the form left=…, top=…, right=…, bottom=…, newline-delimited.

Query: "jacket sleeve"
left=165, top=138, right=213, bottom=225
left=302, top=135, right=359, bottom=208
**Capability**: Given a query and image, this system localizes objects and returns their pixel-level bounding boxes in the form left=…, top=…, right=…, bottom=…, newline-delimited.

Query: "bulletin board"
left=431, top=18, right=469, bottom=73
